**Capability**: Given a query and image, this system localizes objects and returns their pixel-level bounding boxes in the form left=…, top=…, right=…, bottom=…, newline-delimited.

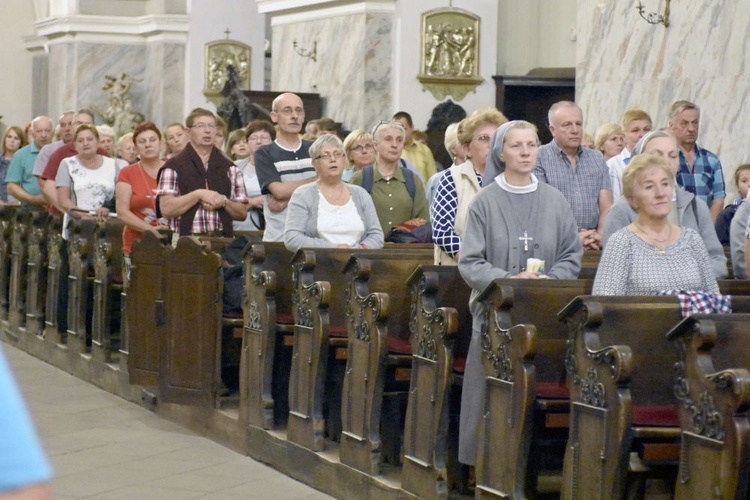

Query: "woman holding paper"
left=456, top=120, right=583, bottom=468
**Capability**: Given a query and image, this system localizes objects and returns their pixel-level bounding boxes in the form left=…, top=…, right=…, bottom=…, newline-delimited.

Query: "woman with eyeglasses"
left=431, top=108, right=506, bottom=265
left=284, top=134, right=383, bottom=252
left=342, top=129, right=375, bottom=182
left=233, top=120, right=275, bottom=231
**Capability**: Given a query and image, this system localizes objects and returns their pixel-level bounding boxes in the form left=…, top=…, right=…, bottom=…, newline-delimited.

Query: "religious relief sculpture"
left=204, top=40, right=251, bottom=102
left=96, top=73, right=145, bottom=138
left=417, top=8, right=483, bottom=101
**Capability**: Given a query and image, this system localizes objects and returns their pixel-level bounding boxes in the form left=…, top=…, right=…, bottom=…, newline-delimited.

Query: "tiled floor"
left=3, top=342, right=332, bottom=500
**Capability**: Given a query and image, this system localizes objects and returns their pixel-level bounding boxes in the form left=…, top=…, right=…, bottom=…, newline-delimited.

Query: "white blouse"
left=316, top=193, right=364, bottom=246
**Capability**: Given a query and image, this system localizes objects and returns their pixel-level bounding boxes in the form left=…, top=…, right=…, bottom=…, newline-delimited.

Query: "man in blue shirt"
left=668, top=100, right=726, bottom=222
left=6, top=116, right=53, bottom=208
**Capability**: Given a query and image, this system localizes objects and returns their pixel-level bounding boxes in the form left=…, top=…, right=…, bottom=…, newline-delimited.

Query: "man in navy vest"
left=157, top=108, right=248, bottom=236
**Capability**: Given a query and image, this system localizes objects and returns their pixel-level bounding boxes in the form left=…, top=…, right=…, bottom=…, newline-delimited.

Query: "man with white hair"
left=534, top=101, right=613, bottom=250
left=7, top=116, right=54, bottom=208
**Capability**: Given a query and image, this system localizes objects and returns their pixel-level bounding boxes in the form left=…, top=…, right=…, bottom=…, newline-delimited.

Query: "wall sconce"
left=636, top=0, right=671, bottom=28
left=292, top=40, right=317, bottom=63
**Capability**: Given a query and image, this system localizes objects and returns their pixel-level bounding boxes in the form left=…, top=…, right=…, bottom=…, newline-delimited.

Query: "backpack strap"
left=362, top=165, right=374, bottom=194
left=400, top=161, right=416, bottom=200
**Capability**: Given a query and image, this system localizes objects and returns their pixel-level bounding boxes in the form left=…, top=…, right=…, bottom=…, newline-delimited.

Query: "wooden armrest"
left=386, top=354, right=412, bottom=367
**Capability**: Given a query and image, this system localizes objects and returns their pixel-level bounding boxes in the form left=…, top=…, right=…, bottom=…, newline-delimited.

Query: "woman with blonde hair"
left=594, top=122, right=625, bottom=162
left=342, top=129, right=375, bottom=183
left=432, top=108, right=506, bottom=264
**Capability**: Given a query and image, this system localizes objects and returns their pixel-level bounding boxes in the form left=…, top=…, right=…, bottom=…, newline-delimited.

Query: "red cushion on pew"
left=387, top=336, right=413, bottom=354
left=277, top=313, right=294, bottom=325
left=536, top=382, right=569, bottom=399
left=223, top=310, right=243, bottom=319
left=632, top=405, right=679, bottom=427
left=113, top=275, right=123, bottom=284
left=452, top=357, right=466, bottom=374
left=330, top=326, right=348, bottom=337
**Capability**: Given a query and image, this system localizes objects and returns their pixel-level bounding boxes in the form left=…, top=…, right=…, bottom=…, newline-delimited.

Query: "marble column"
left=33, top=15, right=188, bottom=128
left=576, top=0, right=750, bottom=198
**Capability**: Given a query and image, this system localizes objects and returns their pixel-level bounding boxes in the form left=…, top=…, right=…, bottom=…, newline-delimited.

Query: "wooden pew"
left=286, top=246, right=431, bottom=452
left=401, top=265, right=472, bottom=500
left=158, top=236, right=224, bottom=407
left=473, top=279, right=593, bottom=499
left=43, top=216, right=65, bottom=345
left=126, top=231, right=172, bottom=386
left=240, top=241, right=295, bottom=430
left=24, top=211, right=50, bottom=339
left=65, top=218, right=97, bottom=354
left=667, top=311, right=750, bottom=499
left=560, top=296, right=691, bottom=499
left=0, top=206, right=19, bottom=324
left=5, top=209, right=35, bottom=341
left=91, top=220, right=125, bottom=363
left=339, top=249, right=434, bottom=475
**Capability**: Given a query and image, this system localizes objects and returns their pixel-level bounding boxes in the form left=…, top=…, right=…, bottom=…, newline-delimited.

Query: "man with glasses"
left=534, top=101, right=612, bottom=250
left=156, top=108, right=248, bottom=237
left=668, top=100, right=725, bottom=222
left=255, top=92, right=316, bottom=241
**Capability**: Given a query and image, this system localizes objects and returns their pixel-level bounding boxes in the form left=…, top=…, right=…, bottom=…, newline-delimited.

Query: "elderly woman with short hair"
left=284, top=134, right=383, bottom=252
left=603, top=130, right=727, bottom=278
left=432, top=108, right=507, bottom=264
left=594, top=154, right=719, bottom=295
left=350, top=120, right=429, bottom=235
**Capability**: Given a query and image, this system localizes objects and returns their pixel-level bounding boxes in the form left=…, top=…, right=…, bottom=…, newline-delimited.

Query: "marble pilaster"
left=577, top=0, right=750, bottom=198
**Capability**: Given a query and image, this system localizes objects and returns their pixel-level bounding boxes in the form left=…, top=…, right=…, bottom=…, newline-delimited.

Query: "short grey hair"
left=309, top=133, right=345, bottom=160
left=371, top=120, right=405, bottom=142
left=669, top=100, right=700, bottom=120
left=547, top=101, right=581, bottom=127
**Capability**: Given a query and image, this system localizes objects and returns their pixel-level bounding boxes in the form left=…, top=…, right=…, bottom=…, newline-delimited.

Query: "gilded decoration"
left=204, top=40, right=251, bottom=99
left=417, top=7, right=483, bottom=101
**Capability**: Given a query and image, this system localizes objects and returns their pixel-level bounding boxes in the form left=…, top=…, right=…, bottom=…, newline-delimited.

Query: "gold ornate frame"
left=204, top=40, right=252, bottom=98
left=417, top=7, right=483, bottom=101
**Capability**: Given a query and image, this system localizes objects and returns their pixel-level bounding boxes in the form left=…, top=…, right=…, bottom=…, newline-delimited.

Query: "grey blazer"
left=603, top=187, right=727, bottom=279
left=284, top=182, right=384, bottom=252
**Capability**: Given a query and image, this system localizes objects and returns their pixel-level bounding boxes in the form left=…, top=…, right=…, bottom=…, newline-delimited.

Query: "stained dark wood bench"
left=240, top=241, right=296, bottom=430
left=0, top=205, right=20, bottom=324
left=560, top=296, right=693, bottom=499
left=43, top=216, right=65, bottom=345
left=285, top=247, right=431, bottom=452
left=667, top=310, right=750, bottom=499
left=126, top=231, right=172, bottom=386
left=6, top=209, right=36, bottom=341
left=401, top=264, right=472, bottom=499
left=91, top=220, right=125, bottom=363
left=65, top=218, right=98, bottom=354
left=473, top=279, right=593, bottom=498
left=24, top=211, right=51, bottom=339
left=339, top=249, right=434, bottom=475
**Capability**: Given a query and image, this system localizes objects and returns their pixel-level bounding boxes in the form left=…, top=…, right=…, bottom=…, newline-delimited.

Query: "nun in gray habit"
left=457, top=120, right=583, bottom=466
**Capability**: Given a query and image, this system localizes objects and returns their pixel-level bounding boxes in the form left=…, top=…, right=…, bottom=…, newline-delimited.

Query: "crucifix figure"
left=519, top=231, right=533, bottom=252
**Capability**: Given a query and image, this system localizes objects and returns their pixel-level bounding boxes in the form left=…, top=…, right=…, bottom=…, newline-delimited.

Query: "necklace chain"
left=633, top=222, right=672, bottom=249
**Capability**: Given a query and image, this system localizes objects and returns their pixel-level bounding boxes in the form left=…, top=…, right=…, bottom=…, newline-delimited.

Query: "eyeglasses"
left=351, top=143, right=374, bottom=153
left=473, top=134, right=491, bottom=143
left=314, top=151, right=344, bottom=161
left=371, top=120, right=392, bottom=137
left=274, top=107, right=305, bottom=116
left=191, top=123, right=216, bottom=130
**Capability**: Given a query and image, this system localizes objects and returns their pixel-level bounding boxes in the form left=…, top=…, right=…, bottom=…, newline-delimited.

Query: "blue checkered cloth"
left=676, top=145, right=726, bottom=207
left=656, top=289, right=732, bottom=317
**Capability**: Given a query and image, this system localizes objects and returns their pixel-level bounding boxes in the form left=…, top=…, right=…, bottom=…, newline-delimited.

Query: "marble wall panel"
left=272, top=12, right=392, bottom=130
left=577, top=0, right=750, bottom=198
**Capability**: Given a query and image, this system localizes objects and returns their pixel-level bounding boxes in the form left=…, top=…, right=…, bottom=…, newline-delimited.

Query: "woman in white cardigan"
left=284, top=134, right=384, bottom=252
